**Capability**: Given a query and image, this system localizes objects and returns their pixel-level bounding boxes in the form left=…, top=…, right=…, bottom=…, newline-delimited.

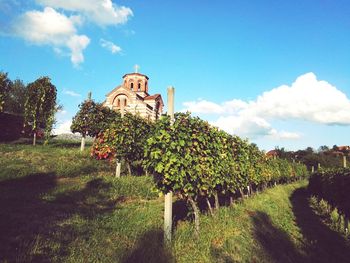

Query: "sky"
left=0, top=0, right=350, bottom=151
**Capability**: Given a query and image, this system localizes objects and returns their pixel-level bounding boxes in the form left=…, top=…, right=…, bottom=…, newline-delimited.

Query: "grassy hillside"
left=174, top=182, right=350, bottom=263
left=1, top=142, right=349, bottom=262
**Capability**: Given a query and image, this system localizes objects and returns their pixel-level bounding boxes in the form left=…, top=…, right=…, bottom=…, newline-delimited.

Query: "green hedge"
left=308, top=168, right=350, bottom=218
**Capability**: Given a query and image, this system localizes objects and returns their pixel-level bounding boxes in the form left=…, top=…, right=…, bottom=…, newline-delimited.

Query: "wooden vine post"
left=80, top=92, right=92, bottom=152
left=343, top=155, right=347, bottom=168
left=115, top=100, right=125, bottom=178
left=164, top=86, right=174, bottom=244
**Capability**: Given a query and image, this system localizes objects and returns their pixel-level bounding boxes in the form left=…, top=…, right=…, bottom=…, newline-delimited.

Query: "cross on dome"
left=134, top=64, right=140, bottom=73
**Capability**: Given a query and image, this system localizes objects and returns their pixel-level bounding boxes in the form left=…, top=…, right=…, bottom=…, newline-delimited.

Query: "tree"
left=3, top=79, right=27, bottom=115
left=305, top=147, right=314, bottom=154
left=24, top=77, right=58, bottom=146
left=0, top=72, right=12, bottom=112
left=71, top=98, right=118, bottom=151
left=318, top=145, right=330, bottom=153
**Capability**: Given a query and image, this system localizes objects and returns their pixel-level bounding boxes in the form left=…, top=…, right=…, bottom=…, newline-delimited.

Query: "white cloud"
left=53, top=120, right=72, bottom=134
left=211, top=115, right=300, bottom=140
left=250, top=73, right=350, bottom=125
left=67, top=34, right=90, bottom=65
left=36, top=0, right=133, bottom=26
left=100, top=38, right=121, bottom=54
left=183, top=99, right=224, bottom=114
left=12, top=7, right=90, bottom=67
left=63, top=89, right=81, bottom=97
left=268, top=129, right=301, bottom=140
left=8, top=1, right=132, bottom=65
left=57, top=109, right=67, bottom=115
left=184, top=72, right=350, bottom=139
left=211, top=115, right=272, bottom=138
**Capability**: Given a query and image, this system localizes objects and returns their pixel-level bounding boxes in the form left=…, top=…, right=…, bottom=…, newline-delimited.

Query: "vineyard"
left=91, top=111, right=308, bottom=233
left=1, top=110, right=350, bottom=262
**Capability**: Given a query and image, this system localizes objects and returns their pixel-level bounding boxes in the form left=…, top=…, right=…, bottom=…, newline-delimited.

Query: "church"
left=103, top=67, right=164, bottom=121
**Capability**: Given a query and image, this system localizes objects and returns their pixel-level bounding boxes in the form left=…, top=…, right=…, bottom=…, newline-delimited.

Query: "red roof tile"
left=122, top=73, right=149, bottom=80
left=144, top=94, right=161, bottom=100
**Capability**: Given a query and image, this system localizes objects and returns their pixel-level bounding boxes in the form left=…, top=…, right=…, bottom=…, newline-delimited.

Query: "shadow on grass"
left=290, top=187, right=350, bottom=263
left=0, top=173, right=116, bottom=262
left=208, top=210, right=304, bottom=263
left=172, top=199, right=191, bottom=228
left=252, top=211, right=305, bottom=263
left=210, top=246, right=235, bottom=263
left=121, top=229, right=174, bottom=263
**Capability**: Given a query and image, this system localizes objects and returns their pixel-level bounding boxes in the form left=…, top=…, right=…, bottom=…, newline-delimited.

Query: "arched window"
left=138, top=83, right=141, bottom=91
left=130, top=83, right=134, bottom=91
left=117, top=99, right=120, bottom=107
left=124, top=99, right=127, bottom=107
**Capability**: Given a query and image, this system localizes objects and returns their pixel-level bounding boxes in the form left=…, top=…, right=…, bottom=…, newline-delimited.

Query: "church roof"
left=144, top=94, right=161, bottom=100
left=105, top=85, right=122, bottom=97
left=266, top=150, right=278, bottom=156
left=122, top=72, right=149, bottom=80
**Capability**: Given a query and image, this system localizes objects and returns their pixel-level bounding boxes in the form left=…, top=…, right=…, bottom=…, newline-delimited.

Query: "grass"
left=1, top=141, right=350, bottom=262
left=174, top=183, right=306, bottom=263
left=0, top=141, right=163, bottom=263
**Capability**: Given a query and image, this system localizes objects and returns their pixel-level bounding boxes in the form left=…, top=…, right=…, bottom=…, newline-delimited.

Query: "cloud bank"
left=12, top=7, right=90, bottom=67
left=36, top=0, right=133, bottom=26
left=9, top=0, right=132, bottom=66
left=183, top=73, right=350, bottom=139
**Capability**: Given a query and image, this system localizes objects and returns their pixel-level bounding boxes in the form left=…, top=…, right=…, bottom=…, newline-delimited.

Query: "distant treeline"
left=273, top=146, right=347, bottom=170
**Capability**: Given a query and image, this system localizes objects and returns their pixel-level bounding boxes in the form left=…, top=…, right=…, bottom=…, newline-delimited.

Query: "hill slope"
left=0, top=143, right=349, bottom=262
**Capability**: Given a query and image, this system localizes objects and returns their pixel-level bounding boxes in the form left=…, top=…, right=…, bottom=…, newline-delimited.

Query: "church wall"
left=103, top=72, right=163, bottom=121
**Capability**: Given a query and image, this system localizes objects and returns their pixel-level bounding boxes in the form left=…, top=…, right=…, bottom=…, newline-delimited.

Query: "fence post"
left=164, top=86, right=174, bottom=244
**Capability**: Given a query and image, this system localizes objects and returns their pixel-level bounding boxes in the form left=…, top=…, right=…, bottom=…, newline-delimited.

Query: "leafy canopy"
left=92, top=112, right=153, bottom=163
left=24, top=76, right=58, bottom=135
left=71, top=99, right=118, bottom=137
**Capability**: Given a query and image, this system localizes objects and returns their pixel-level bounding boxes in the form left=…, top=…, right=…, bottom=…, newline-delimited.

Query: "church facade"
left=103, top=70, right=164, bottom=121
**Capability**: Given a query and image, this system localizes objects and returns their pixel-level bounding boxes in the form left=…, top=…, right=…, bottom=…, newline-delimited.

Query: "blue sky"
left=1, top=0, right=350, bottom=151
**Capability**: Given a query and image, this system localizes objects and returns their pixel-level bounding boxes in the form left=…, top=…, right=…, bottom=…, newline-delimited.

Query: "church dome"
left=122, top=72, right=149, bottom=93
